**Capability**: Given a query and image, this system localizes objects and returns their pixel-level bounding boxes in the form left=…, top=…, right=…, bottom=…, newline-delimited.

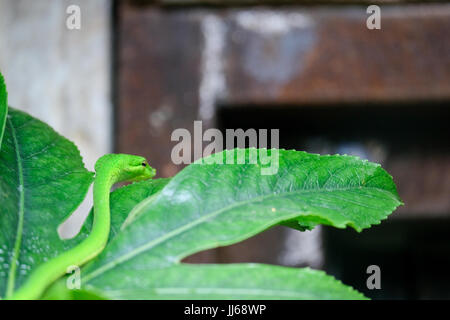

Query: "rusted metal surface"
left=388, top=154, right=450, bottom=218
left=118, top=4, right=450, bottom=169
left=223, top=6, right=450, bottom=105
left=118, top=3, right=450, bottom=264
left=118, top=4, right=206, bottom=178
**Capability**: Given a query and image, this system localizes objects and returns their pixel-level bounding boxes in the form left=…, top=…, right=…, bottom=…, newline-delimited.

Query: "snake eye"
left=142, top=162, right=147, bottom=167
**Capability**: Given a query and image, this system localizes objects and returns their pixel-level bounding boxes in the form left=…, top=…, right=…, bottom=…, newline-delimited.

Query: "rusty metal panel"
left=389, top=154, right=450, bottom=218
left=118, top=4, right=450, bottom=170
left=222, top=6, right=450, bottom=105
left=118, top=5, right=206, bottom=178
left=118, top=3, right=450, bottom=264
left=118, top=4, right=450, bottom=211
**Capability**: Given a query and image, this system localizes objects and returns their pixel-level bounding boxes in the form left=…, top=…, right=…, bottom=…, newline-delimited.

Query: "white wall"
left=0, top=0, right=112, bottom=236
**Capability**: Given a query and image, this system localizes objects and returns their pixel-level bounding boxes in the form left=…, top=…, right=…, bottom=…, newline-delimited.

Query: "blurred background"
left=0, top=0, right=449, bottom=299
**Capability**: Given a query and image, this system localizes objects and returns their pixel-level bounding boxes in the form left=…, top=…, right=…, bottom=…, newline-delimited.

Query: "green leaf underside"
left=0, top=108, right=93, bottom=298
left=0, top=72, right=7, bottom=150
left=75, top=148, right=400, bottom=299
left=82, top=264, right=367, bottom=300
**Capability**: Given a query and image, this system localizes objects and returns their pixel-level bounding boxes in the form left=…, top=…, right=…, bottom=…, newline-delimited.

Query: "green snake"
left=9, top=154, right=156, bottom=300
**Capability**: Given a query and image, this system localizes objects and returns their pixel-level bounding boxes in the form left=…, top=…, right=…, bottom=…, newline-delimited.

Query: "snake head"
left=95, top=154, right=156, bottom=183
left=123, top=155, right=156, bottom=182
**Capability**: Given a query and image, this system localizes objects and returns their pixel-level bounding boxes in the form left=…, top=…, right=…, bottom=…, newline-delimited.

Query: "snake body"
left=9, top=154, right=156, bottom=300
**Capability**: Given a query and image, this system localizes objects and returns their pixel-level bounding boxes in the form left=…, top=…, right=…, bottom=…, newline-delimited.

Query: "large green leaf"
left=0, top=108, right=94, bottom=298
left=0, top=72, right=7, bottom=150
left=81, top=264, right=366, bottom=300
left=72, top=149, right=400, bottom=299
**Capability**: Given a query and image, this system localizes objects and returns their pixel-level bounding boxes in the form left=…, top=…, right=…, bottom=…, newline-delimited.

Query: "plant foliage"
left=0, top=72, right=402, bottom=300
